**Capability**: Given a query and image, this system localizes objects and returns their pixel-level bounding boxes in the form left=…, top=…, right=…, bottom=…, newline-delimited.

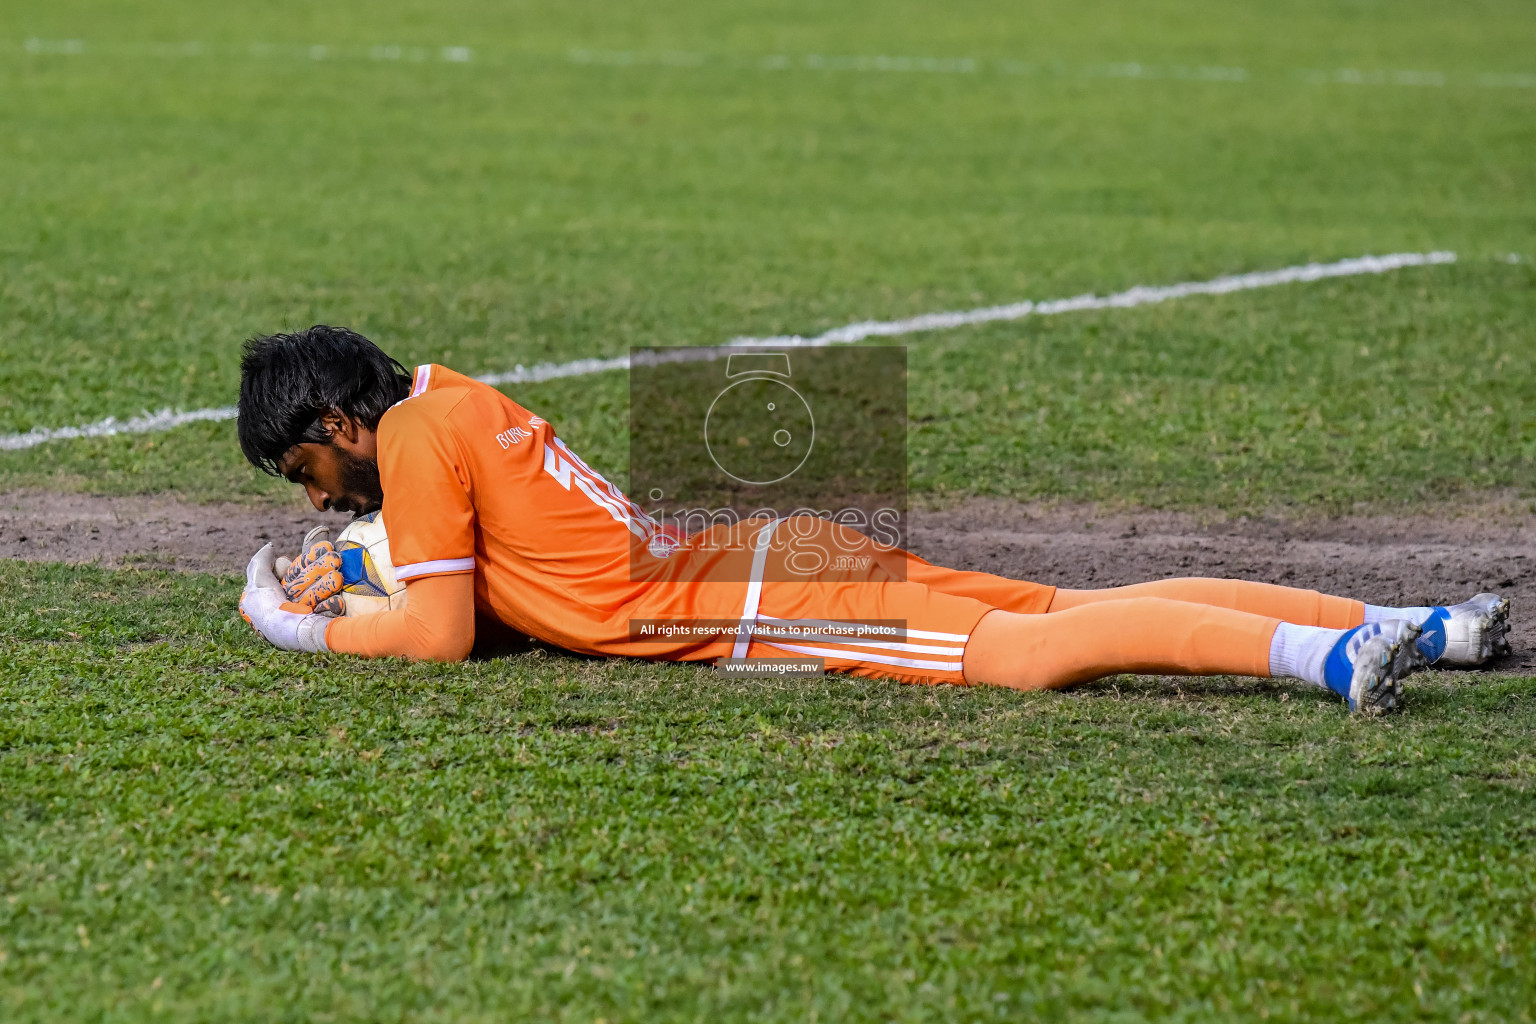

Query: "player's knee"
left=415, top=633, right=474, bottom=663
left=962, top=610, right=1056, bottom=689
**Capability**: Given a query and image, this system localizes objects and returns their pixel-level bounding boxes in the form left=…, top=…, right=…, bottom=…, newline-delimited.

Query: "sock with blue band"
left=1268, top=622, right=1350, bottom=695
left=1319, top=625, right=1374, bottom=697
left=1411, top=607, right=1449, bottom=662
left=1271, top=621, right=1414, bottom=700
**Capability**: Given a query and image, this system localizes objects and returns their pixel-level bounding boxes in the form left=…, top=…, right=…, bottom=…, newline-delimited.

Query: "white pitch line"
left=12, top=39, right=1536, bottom=90
left=0, top=251, right=1456, bottom=452
left=725, top=250, right=1456, bottom=348
left=0, top=405, right=241, bottom=452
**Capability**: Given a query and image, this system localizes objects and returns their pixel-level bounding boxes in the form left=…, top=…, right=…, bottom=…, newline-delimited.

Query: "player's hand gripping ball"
left=276, top=526, right=345, bottom=615
left=239, top=544, right=331, bottom=653
left=275, top=515, right=406, bottom=618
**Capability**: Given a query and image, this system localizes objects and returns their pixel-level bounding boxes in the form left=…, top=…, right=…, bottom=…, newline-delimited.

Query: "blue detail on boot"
left=1414, top=607, right=1449, bottom=663
left=1322, top=624, right=1373, bottom=699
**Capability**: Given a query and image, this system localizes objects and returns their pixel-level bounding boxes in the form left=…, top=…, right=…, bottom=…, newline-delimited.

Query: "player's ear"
left=318, top=408, right=359, bottom=443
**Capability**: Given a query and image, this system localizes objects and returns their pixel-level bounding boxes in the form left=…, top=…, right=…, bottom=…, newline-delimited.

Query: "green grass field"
left=3, top=1, right=1536, bottom=1019
left=5, top=565, right=1535, bottom=1021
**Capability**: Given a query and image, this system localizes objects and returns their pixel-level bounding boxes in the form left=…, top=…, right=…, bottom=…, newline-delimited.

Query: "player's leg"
left=901, top=538, right=1509, bottom=669
left=1047, top=580, right=1510, bottom=667
left=963, top=599, right=1272, bottom=688
left=902, top=551, right=1364, bottom=627
left=961, top=599, right=1426, bottom=714
left=880, top=511, right=1509, bottom=667
left=750, top=554, right=1426, bottom=713
left=1048, top=578, right=1364, bottom=627
left=895, top=552, right=1059, bottom=614
left=894, top=532, right=1370, bottom=625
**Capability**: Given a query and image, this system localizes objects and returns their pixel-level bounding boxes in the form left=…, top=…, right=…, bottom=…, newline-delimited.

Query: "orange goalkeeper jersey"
left=378, top=364, right=757, bottom=659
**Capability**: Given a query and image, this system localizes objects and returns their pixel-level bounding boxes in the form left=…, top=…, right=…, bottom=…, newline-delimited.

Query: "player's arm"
left=239, top=543, right=474, bottom=660
left=328, top=392, right=481, bottom=660
left=324, top=573, right=475, bottom=661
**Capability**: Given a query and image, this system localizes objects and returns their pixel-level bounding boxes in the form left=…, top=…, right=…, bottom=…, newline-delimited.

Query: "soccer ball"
left=335, top=511, right=407, bottom=616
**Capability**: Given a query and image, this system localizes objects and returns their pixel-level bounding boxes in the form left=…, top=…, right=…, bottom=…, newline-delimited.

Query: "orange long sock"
left=1047, top=578, right=1363, bottom=628
left=961, top=598, right=1279, bottom=690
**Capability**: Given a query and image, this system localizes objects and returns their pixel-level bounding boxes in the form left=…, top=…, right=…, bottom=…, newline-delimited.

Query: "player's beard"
left=332, top=447, right=384, bottom=517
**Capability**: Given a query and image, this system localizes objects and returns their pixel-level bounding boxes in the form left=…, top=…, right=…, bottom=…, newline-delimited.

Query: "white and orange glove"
left=275, top=526, right=346, bottom=615
left=240, top=543, right=332, bottom=653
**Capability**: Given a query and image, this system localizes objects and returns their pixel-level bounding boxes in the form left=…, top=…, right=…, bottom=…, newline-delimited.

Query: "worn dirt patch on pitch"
left=3, top=489, right=1533, bottom=669
left=0, top=490, right=353, bottom=574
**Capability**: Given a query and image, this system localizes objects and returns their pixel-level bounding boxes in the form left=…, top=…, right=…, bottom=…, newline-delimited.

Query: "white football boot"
left=1414, top=594, right=1512, bottom=667
left=1325, top=620, right=1429, bottom=716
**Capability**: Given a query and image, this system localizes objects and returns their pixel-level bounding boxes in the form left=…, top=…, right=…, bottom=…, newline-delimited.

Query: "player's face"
left=276, top=414, right=383, bottom=516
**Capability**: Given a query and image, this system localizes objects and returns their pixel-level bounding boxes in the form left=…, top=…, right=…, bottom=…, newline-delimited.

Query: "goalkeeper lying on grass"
left=236, top=326, right=1511, bottom=715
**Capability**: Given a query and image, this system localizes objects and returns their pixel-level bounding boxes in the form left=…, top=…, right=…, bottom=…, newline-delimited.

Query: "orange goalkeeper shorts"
left=729, top=518, right=1057, bottom=685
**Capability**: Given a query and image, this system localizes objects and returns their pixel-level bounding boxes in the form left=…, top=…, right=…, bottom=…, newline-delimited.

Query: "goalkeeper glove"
left=239, top=543, right=332, bottom=653
left=276, top=526, right=346, bottom=615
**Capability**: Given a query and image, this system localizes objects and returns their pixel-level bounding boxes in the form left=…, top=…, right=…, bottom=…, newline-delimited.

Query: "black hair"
left=238, top=325, right=412, bottom=475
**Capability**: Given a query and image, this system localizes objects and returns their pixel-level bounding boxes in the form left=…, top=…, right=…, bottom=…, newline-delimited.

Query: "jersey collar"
left=408, top=364, right=432, bottom=398
left=391, top=364, right=433, bottom=409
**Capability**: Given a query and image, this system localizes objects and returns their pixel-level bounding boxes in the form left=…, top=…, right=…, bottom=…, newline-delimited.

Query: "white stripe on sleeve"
left=393, top=556, right=475, bottom=579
